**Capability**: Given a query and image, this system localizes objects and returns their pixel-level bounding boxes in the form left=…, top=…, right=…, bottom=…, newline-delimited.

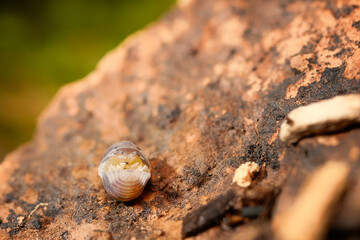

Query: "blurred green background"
left=0, top=0, right=176, bottom=161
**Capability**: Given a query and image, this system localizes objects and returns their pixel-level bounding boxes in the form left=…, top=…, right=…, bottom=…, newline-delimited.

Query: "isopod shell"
left=98, top=141, right=151, bottom=201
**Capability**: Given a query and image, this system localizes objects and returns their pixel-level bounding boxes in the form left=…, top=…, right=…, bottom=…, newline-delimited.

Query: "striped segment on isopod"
left=98, top=141, right=151, bottom=201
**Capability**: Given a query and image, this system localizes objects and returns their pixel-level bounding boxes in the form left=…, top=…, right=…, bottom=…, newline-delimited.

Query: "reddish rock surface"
left=1, top=0, right=360, bottom=239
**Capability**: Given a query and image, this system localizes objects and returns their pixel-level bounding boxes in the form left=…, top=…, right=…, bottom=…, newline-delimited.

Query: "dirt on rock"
left=1, top=0, right=360, bottom=239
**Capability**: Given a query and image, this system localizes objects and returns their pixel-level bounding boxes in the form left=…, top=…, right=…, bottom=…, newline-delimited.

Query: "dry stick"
left=280, top=94, right=360, bottom=144
left=272, top=161, right=349, bottom=240
left=17, top=203, right=49, bottom=227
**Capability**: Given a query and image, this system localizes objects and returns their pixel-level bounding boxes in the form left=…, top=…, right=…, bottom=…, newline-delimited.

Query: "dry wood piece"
left=181, top=190, right=236, bottom=238
left=232, top=162, right=260, bottom=188
left=280, top=94, right=360, bottom=143
left=272, top=161, right=350, bottom=240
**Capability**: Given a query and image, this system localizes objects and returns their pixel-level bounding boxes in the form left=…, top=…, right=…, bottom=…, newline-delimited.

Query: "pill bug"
left=98, top=141, right=151, bottom=201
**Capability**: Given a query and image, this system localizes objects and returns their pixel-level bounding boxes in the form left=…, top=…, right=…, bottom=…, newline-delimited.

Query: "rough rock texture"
left=1, top=0, right=360, bottom=239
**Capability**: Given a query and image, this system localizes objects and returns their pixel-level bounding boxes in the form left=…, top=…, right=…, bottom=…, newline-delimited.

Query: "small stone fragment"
left=232, top=162, right=260, bottom=188
left=185, top=201, right=192, bottom=210
left=280, top=94, right=360, bottom=144
left=16, top=216, right=24, bottom=225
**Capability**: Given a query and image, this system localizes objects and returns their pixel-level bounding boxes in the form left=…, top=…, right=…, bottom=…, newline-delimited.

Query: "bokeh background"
left=0, top=0, right=176, bottom=161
